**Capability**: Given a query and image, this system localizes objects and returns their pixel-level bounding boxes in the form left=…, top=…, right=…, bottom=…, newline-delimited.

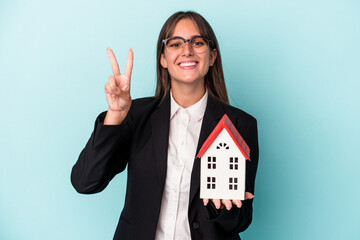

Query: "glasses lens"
left=166, top=37, right=184, bottom=52
left=191, top=37, right=209, bottom=53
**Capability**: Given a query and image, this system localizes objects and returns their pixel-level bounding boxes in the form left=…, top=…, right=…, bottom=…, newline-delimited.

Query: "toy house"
left=197, top=114, right=250, bottom=200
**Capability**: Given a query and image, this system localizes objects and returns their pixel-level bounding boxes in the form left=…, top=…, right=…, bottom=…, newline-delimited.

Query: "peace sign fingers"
left=105, top=47, right=133, bottom=114
left=107, top=47, right=121, bottom=79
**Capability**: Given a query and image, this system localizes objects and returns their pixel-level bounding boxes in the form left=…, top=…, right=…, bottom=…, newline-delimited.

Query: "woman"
left=71, top=11, right=259, bottom=240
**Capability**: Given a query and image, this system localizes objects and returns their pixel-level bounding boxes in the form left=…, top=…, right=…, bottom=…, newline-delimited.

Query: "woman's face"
left=160, top=18, right=217, bottom=89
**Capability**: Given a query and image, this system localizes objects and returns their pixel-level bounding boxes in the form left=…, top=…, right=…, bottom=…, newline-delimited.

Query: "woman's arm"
left=71, top=48, right=134, bottom=194
left=70, top=111, right=132, bottom=194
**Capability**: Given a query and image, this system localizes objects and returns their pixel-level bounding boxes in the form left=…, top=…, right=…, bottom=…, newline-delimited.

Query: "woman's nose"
left=182, top=42, right=193, bottom=56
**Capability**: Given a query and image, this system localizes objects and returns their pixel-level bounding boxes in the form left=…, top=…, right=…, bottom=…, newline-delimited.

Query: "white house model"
left=197, top=114, right=250, bottom=200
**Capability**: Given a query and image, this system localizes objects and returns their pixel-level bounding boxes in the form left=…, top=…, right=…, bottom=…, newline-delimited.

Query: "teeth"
left=180, top=62, right=196, bottom=67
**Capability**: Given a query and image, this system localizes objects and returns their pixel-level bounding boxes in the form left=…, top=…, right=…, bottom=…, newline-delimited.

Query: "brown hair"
left=155, top=11, right=229, bottom=104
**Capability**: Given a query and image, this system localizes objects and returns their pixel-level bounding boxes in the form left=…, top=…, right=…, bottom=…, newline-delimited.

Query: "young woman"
left=71, top=11, right=259, bottom=240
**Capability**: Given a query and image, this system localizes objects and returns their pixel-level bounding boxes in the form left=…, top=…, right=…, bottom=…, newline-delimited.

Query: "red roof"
left=196, top=114, right=250, bottom=160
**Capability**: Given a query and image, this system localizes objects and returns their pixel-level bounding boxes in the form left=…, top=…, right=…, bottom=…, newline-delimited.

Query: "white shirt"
left=155, top=91, right=208, bottom=240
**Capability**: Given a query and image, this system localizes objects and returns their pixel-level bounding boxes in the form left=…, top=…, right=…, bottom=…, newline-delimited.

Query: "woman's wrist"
left=104, top=109, right=128, bottom=125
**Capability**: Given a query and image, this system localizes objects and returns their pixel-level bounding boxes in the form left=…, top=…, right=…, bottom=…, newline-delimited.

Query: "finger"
left=119, top=76, right=131, bottom=93
left=107, top=47, right=121, bottom=77
left=245, top=192, right=254, bottom=200
left=107, top=76, right=119, bottom=96
left=105, top=88, right=115, bottom=102
left=124, top=48, right=133, bottom=79
left=108, top=75, right=117, bottom=89
left=221, top=199, right=232, bottom=210
left=105, top=92, right=115, bottom=102
left=104, top=82, right=117, bottom=99
left=104, top=82, right=111, bottom=94
left=232, top=199, right=242, bottom=208
left=203, top=198, right=209, bottom=206
left=212, top=199, right=221, bottom=209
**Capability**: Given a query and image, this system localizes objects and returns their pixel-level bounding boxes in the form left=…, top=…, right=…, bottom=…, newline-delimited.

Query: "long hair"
left=155, top=11, right=229, bottom=104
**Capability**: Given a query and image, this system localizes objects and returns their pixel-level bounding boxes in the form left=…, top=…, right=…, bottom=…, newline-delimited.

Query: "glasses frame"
left=162, top=35, right=213, bottom=54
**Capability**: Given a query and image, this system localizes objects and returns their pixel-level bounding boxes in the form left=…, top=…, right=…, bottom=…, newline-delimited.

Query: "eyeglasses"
left=162, top=36, right=212, bottom=54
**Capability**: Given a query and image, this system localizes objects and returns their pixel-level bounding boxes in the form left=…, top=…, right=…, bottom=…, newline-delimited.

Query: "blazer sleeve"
left=71, top=111, right=132, bottom=194
left=205, top=117, right=259, bottom=233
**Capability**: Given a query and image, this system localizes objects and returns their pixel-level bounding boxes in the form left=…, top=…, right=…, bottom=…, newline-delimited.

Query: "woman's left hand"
left=203, top=192, right=254, bottom=210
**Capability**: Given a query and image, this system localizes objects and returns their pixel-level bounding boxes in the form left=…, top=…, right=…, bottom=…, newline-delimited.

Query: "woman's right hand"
left=104, top=47, right=133, bottom=125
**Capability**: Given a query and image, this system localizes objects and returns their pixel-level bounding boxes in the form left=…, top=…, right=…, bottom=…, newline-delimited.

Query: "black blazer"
left=71, top=94, right=259, bottom=240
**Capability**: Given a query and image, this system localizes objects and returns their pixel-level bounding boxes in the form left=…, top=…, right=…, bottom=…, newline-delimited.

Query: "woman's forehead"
left=171, top=18, right=201, bottom=38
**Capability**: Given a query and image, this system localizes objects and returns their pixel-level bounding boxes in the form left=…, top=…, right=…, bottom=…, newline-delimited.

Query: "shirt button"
left=192, top=222, right=200, bottom=229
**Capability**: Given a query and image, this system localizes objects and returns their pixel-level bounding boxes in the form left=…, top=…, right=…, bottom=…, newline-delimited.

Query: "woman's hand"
left=104, top=47, right=133, bottom=125
left=203, top=192, right=254, bottom=211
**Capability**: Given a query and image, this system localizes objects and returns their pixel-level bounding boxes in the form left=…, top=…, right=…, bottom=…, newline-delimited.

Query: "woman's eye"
left=193, top=41, right=204, bottom=46
left=170, top=43, right=181, bottom=48
left=168, top=39, right=183, bottom=48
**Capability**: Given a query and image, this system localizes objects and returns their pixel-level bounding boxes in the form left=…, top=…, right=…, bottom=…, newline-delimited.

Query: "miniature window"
left=229, top=177, right=238, bottom=190
left=207, top=156, right=216, bottom=169
left=216, top=142, right=229, bottom=150
left=229, top=157, right=238, bottom=170
left=207, top=177, right=216, bottom=189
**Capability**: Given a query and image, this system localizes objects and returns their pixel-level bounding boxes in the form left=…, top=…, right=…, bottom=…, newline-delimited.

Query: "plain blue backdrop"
left=1, top=0, right=359, bottom=239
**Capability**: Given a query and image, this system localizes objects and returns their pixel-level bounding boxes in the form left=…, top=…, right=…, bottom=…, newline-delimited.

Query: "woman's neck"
left=171, top=80, right=206, bottom=108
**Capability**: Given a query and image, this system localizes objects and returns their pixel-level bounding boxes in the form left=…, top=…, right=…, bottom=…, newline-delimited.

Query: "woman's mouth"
left=178, top=61, right=198, bottom=69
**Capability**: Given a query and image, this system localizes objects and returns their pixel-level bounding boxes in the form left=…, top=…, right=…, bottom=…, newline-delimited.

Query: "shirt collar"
left=170, top=90, right=208, bottom=121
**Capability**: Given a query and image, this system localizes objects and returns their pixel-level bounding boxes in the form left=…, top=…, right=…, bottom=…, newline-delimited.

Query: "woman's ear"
left=160, top=53, right=168, bottom=68
left=209, top=49, right=217, bottom=66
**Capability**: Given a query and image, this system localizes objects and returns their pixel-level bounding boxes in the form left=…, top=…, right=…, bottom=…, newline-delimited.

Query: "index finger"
left=107, top=47, right=121, bottom=77
left=124, top=48, right=133, bottom=78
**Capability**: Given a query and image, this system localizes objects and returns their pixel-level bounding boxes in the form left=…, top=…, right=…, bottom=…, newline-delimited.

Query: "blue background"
left=1, top=0, right=359, bottom=239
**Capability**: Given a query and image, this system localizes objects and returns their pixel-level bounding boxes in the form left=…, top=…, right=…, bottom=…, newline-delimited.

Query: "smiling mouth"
left=179, top=61, right=197, bottom=67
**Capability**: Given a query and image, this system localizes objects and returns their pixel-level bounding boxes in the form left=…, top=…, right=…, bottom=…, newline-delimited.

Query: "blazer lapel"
left=151, top=95, right=171, bottom=190
left=189, top=95, right=225, bottom=205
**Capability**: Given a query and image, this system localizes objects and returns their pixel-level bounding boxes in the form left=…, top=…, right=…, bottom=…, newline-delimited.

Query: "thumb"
left=245, top=192, right=254, bottom=200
